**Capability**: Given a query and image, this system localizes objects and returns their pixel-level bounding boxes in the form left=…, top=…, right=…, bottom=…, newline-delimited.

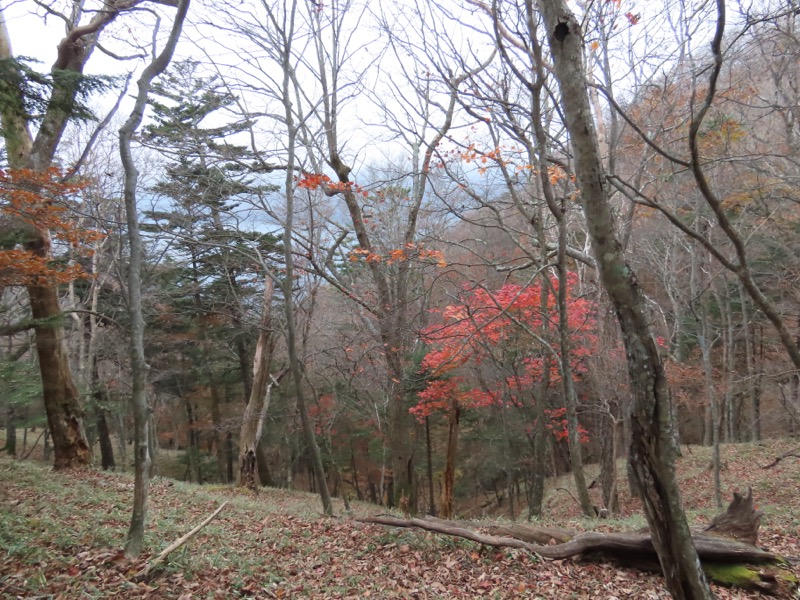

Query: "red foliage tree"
left=415, top=274, right=596, bottom=516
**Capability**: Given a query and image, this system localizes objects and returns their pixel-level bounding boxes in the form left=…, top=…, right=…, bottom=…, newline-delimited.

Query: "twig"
left=137, top=501, right=227, bottom=579
left=555, top=487, right=583, bottom=509
left=761, top=447, right=800, bottom=470
left=21, top=430, right=47, bottom=461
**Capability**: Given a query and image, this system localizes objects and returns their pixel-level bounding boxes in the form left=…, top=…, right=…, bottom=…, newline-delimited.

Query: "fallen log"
left=357, top=490, right=798, bottom=597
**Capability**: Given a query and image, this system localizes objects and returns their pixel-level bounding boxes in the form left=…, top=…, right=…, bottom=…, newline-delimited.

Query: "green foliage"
left=0, top=57, right=120, bottom=126
left=0, top=359, right=42, bottom=420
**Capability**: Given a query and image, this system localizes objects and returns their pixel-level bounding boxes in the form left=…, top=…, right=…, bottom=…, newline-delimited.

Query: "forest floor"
left=1, top=439, right=799, bottom=599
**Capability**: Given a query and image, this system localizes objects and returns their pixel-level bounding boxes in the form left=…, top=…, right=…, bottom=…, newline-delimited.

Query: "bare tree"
left=118, top=0, right=190, bottom=557
left=537, top=0, right=713, bottom=597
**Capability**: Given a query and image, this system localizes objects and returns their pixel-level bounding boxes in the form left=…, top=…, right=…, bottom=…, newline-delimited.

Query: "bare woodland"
left=1, top=0, right=800, bottom=598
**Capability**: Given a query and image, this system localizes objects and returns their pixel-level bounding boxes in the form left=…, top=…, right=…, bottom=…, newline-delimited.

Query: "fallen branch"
left=761, top=447, right=800, bottom=470
left=137, top=501, right=227, bottom=580
left=357, top=515, right=777, bottom=562
left=421, top=516, right=572, bottom=545
left=357, top=491, right=798, bottom=596
left=359, top=515, right=540, bottom=552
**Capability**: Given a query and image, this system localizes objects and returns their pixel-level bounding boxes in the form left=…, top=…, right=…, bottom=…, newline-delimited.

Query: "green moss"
left=704, top=563, right=761, bottom=585
left=703, top=561, right=798, bottom=595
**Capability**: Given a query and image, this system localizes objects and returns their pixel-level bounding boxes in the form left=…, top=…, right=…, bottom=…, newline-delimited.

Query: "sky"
left=0, top=0, right=758, bottom=180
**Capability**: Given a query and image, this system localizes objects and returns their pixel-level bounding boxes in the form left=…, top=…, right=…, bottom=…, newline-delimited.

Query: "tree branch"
left=137, top=501, right=227, bottom=579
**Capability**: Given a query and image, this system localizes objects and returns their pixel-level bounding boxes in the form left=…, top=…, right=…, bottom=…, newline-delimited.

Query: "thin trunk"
left=527, top=346, right=550, bottom=519
left=738, top=281, right=759, bottom=442
left=118, top=0, right=189, bottom=556
left=538, top=2, right=712, bottom=596
left=699, top=321, right=722, bottom=508
left=226, top=432, right=234, bottom=484
left=440, top=397, right=460, bottom=519
left=279, top=8, right=332, bottom=514
left=525, top=12, right=591, bottom=516
left=350, top=449, right=363, bottom=501
left=425, top=416, right=436, bottom=516
left=5, top=406, right=15, bottom=456
left=184, top=398, right=201, bottom=484
left=43, top=427, right=51, bottom=462
left=115, top=412, right=127, bottom=465
left=722, top=289, right=736, bottom=442
left=600, top=416, right=619, bottom=514
left=95, top=405, right=115, bottom=471
left=209, top=378, right=224, bottom=482
left=257, top=438, right=275, bottom=487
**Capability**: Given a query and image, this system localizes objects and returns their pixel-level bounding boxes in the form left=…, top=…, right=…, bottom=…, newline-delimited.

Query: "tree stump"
left=703, top=487, right=762, bottom=545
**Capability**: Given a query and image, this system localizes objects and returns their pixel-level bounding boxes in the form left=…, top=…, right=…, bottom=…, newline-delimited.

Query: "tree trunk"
left=0, top=3, right=126, bottom=474
left=27, top=283, right=91, bottom=469
left=526, top=358, right=549, bottom=519
left=440, top=397, right=460, bottom=519
left=600, top=417, right=619, bottom=515
left=43, top=427, right=51, bottom=462
left=388, top=374, right=415, bottom=511
left=537, top=2, right=713, bottom=597
left=527, top=33, right=591, bottom=516
left=96, top=405, right=115, bottom=471
left=184, top=398, right=201, bottom=484
left=256, top=438, right=275, bottom=487
left=5, top=405, right=16, bottom=456
left=425, top=416, right=436, bottom=516
left=280, top=38, right=332, bottom=515
left=92, top=351, right=115, bottom=471
left=738, top=282, right=760, bottom=441
left=237, top=279, right=278, bottom=489
left=119, top=0, right=190, bottom=557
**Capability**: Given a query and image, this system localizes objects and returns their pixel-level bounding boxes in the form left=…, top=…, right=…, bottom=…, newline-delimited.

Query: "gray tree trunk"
left=537, top=2, right=713, bottom=597
left=277, top=7, right=332, bottom=514
left=119, top=0, right=190, bottom=557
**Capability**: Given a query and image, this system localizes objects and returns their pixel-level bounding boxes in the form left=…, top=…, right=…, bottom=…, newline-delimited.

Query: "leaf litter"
left=1, top=439, right=798, bottom=598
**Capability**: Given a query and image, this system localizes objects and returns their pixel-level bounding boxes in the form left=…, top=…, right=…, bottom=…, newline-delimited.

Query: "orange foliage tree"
left=0, top=168, right=101, bottom=287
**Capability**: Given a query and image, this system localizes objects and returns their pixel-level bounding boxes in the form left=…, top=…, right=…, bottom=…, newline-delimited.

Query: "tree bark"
left=278, top=6, right=332, bottom=514
left=95, top=404, right=115, bottom=471
left=28, top=283, right=90, bottom=469
left=536, top=2, right=713, bottom=598
left=440, top=397, right=460, bottom=519
left=425, top=416, right=436, bottom=516
left=237, top=280, right=279, bottom=489
left=599, top=417, right=619, bottom=514
left=0, top=0, right=133, bottom=471
left=119, top=0, right=190, bottom=557
left=4, top=405, right=15, bottom=456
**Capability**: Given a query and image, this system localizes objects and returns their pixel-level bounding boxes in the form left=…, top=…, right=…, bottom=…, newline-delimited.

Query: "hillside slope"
left=1, top=440, right=798, bottom=599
